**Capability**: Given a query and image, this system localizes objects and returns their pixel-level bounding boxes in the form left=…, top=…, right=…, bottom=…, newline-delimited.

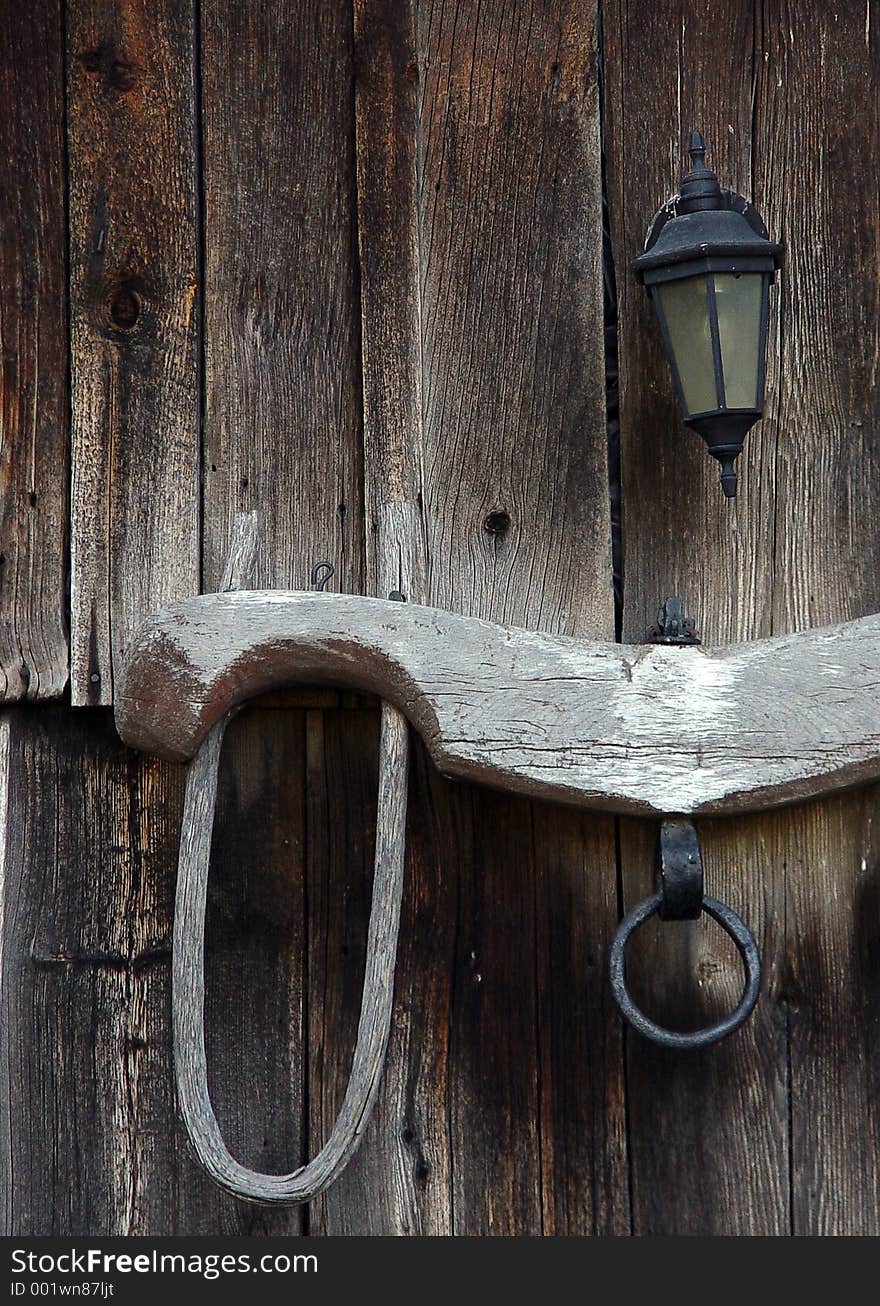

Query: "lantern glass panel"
left=714, top=272, right=765, bottom=409
left=656, top=275, right=717, bottom=415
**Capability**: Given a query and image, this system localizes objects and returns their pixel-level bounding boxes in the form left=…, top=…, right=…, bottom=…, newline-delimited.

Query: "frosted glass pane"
left=657, top=277, right=717, bottom=415
left=715, top=273, right=764, bottom=409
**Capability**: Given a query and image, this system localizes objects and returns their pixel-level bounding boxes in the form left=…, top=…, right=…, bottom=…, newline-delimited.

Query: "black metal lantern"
left=632, top=132, right=783, bottom=497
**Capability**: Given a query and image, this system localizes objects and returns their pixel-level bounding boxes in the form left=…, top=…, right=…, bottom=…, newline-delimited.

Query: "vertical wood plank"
left=754, top=0, right=880, bottom=1235
left=201, top=0, right=364, bottom=593
left=310, top=0, right=446, bottom=1234
left=305, top=704, right=454, bottom=1235
left=605, top=0, right=880, bottom=1234
left=533, top=802, right=630, bottom=1234
left=200, top=0, right=368, bottom=1231
left=423, top=0, right=624, bottom=1237
left=348, top=0, right=627, bottom=1235
left=67, top=0, right=200, bottom=705
left=0, top=0, right=69, bottom=702
left=604, top=0, right=790, bottom=1237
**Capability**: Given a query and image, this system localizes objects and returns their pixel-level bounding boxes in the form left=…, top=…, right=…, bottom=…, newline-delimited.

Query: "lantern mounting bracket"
left=647, top=595, right=701, bottom=646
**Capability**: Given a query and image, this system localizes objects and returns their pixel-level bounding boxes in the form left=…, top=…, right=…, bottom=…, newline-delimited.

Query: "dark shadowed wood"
left=0, top=705, right=318, bottom=1234
left=347, top=0, right=627, bottom=1234
left=308, top=731, right=459, bottom=1235
left=533, top=800, right=629, bottom=1233
left=0, top=708, right=185, bottom=1234
left=753, top=0, right=880, bottom=1235
left=353, top=0, right=427, bottom=604
left=200, top=0, right=364, bottom=594
left=0, top=0, right=69, bottom=701
left=174, top=701, right=408, bottom=1204
left=67, top=0, right=200, bottom=704
left=116, top=592, right=880, bottom=818
left=605, top=0, right=880, bottom=1235
left=203, top=705, right=309, bottom=1233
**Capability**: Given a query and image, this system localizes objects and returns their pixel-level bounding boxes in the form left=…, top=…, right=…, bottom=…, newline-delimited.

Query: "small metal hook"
left=310, top=561, right=335, bottom=592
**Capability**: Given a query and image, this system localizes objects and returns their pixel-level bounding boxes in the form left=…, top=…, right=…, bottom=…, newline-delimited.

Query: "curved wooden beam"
left=115, top=592, right=880, bottom=817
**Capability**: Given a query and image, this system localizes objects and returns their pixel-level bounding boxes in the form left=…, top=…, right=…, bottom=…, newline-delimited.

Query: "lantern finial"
left=678, top=130, right=724, bottom=213
left=688, top=130, right=706, bottom=164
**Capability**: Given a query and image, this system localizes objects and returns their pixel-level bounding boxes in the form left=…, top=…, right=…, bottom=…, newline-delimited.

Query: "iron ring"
left=608, top=891, right=761, bottom=1050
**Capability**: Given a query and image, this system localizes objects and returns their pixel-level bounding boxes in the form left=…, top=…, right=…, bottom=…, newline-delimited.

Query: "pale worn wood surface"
left=118, top=592, right=880, bottom=818
left=0, top=0, right=69, bottom=701
left=67, top=0, right=200, bottom=705
left=605, top=0, right=880, bottom=1235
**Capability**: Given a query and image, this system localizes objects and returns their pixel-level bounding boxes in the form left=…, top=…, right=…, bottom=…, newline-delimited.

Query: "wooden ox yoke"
left=116, top=590, right=880, bottom=819
left=114, top=576, right=880, bottom=1203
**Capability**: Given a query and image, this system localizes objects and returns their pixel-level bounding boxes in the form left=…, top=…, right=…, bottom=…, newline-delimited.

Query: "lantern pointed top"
left=688, top=130, right=707, bottom=165
left=678, top=130, right=724, bottom=213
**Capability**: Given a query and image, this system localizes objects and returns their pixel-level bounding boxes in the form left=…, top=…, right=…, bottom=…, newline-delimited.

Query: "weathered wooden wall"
left=604, top=0, right=880, bottom=1233
left=1, top=0, right=878, bottom=1235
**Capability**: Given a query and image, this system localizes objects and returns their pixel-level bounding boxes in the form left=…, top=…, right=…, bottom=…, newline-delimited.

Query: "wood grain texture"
left=0, top=705, right=316, bottom=1234
left=310, top=0, right=440, bottom=1235
left=67, top=0, right=200, bottom=705
left=346, top=0, right=627, bottom=1234
left=353, top=0, right=427, bottom=601
left=117, top=591, right=880, bottom=818
left=0, top=0, right=69, bottom=701
left=200, top=0, right=364, bottom=595
left=604, top=0, right=791, bottom=1238
left=605, top=0, right=880, bottom=1235
left=755, top=0, right=880, bottom=1235
left=198, top=0, right=374, bottom=1226
left=416, top=0, right=611, bottom=636
left=20, top=0, right=880, bottom=1238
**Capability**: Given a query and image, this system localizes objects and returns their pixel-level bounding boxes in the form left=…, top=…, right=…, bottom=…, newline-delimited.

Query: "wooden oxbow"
left=116, top=591, right=880, bottom=818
